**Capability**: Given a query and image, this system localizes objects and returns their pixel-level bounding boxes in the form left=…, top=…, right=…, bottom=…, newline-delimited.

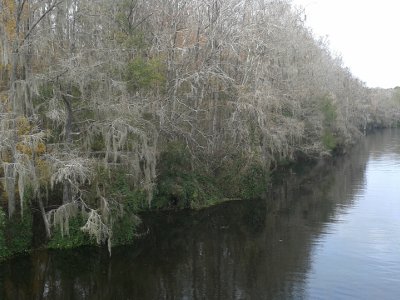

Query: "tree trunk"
left=38, top=197, right=51, bottom=239
left=62, top=92, right=73, bottom=204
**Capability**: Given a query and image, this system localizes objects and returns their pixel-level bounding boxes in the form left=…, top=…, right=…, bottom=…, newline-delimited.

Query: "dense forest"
left=1, top=0, right=399, bottom=259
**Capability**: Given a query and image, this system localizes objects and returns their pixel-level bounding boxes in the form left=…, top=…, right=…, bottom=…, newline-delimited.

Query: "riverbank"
left=0, top=135, right=348, bottom=262
left=3, top=129, right=400, bottom=299
left=0, top=127, right=396, bottom=262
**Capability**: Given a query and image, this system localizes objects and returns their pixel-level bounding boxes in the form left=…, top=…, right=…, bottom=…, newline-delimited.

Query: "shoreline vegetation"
left=1, top=0, right=400, bottom=261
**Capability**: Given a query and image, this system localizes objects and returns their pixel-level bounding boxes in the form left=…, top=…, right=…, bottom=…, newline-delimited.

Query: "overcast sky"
left=291, top=0, right=400, bottom=89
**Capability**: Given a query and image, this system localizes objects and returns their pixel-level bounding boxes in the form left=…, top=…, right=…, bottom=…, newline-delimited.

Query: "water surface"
left=1, top=129, right=400, bottom=299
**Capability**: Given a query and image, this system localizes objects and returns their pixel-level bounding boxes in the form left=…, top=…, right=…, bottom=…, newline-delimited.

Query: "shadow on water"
left=1, top=129, right=399, bottom=299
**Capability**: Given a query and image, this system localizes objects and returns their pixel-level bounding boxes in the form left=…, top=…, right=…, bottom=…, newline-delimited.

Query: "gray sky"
left=291, top=0, right=400, bottom=88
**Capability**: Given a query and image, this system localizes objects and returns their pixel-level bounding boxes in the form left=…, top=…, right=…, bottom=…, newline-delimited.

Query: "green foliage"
left=96, top=167, right=148, bottom=211
left=90, top=134, right=106, bottom=152
left=322, top=130, right=337, bottom=150
left=125, top=57, right=166, bottom=92
left=215, top=155, right=269, bottom=200
left=116, top=30, right=148, bottom=50
left=48, top=167, right=145, bottom=250
left=38, top=84, right=54, bottom=100
left=0, top=207, right=8, bottom=260
left=154, top=142, right=221, bottom=209
left=107, top=169, right=145, bottom=244
left=1, top=208, right=33, bottom=259
left=154, top=143, right=268, bottom=209
left=239, top=163, right=269, bottom=199
left=48, top=216, right=93, bottom=249
left=156, top=174, right=219, bottom=209
left=319, top=95, right=339, bottom=151
left=115, top=1, right=149, bottom=49
left=1, top=188, right=35, bottom=258
left=320, top=95, right=337, bottom=127
left=37, top=83, right=81, bottom=105
left=111, top=212, right=141, bottom=246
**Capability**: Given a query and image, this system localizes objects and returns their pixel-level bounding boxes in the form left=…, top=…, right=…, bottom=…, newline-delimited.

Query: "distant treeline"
left=1, top=0, right=399, bottom=257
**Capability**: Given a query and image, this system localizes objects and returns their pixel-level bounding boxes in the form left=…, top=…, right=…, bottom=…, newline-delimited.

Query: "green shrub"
left=108, top=171, right=144, bottom=245
left=48, top=216, right=93, bottom=249
left=112, top=170, right=147, bottom=211
left=48, top=167, right=145, bottom=249
left=319, top=95, right=339, bottom=151
left=239, top=163, right=269, bottom=200
left=1, top=208, right=33, bottom=258
left=322, top=129, right=337, bottom=150
left=155, top=143, right=269, bottom=208
left=154, top=142, right=221, bottom=209
left=0, top=207, right=9, bottom=259
left=125, top=57, right=166, bottom=92
left=320, top=96, right=337, bottom=127
left=215, top=155, right=269, bottom=200
left=111, top=212, right=141, bottom=246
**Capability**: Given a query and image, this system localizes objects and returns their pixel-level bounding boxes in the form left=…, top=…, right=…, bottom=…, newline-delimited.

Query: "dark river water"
left=1, top=129, right=400, bottom=299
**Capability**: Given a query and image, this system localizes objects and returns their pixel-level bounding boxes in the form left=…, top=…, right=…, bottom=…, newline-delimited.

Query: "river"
left=1, top=129, right=400, bottom=299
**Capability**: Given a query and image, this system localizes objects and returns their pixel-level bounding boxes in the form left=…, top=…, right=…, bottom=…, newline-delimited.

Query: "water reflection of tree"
left=1, top=130, right=399, bottom=299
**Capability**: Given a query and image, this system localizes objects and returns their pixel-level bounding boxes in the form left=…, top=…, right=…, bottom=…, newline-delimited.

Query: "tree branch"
left=17, top=0, right=28, bottom=20
left=20, top=0, right=64, bottom=47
